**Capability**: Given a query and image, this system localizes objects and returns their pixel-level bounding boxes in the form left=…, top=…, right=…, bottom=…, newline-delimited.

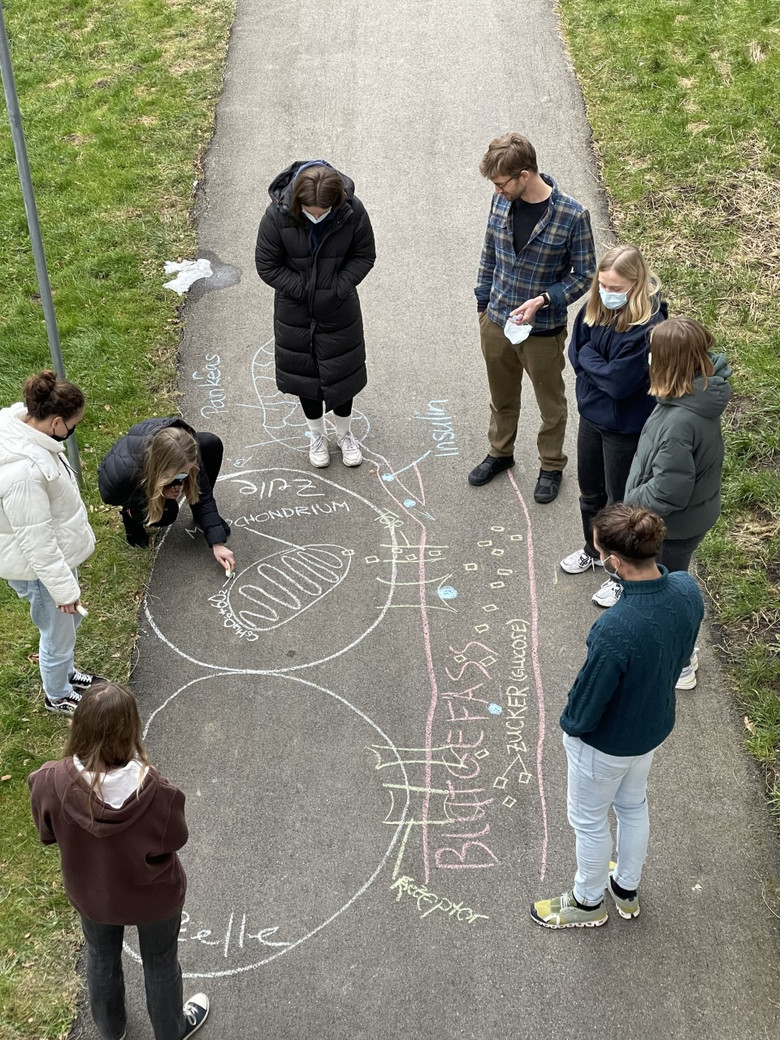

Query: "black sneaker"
left=182, top=993, right=209, bottom=1038
left=534, top=469, right=562, bottom=504
left=468, top=455, right=515, bottom=486
left=45, top=691, right=83, bottom=716
left=69, top=669, right=108, bottom=691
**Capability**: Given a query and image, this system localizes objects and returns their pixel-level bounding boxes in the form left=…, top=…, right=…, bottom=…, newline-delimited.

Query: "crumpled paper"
left=503, top=318, right=533, bottom=344
left=163, top=259, right=213, bottom=295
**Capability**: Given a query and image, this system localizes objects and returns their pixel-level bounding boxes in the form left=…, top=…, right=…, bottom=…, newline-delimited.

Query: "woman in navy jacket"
left=559, top=244, right=667, bottom=608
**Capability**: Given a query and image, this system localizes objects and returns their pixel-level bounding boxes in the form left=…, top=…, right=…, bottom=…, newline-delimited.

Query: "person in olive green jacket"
left=624, top=316, right=731, bottom=688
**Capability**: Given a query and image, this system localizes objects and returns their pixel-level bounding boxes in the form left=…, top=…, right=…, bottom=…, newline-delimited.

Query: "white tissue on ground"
left=163, top=259, right=213, bottom=295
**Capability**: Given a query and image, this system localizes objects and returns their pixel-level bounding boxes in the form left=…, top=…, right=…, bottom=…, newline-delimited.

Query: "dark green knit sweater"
left=560, top=568, right=704, bottom=755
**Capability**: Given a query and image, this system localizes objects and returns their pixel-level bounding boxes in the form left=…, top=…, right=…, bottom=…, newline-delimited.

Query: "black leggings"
left=195, top=431, right=224, bottom=488
left=299, top=397, right=353, bottom=420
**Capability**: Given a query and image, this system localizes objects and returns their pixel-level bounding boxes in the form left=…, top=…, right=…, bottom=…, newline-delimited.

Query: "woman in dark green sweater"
left=530, top=503, right=703, bottom=930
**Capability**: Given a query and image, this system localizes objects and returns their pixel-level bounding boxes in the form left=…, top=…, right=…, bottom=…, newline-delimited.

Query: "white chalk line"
left=143, top=468, right=398, bottom=674
left=122, top=671, right=410, bottom=978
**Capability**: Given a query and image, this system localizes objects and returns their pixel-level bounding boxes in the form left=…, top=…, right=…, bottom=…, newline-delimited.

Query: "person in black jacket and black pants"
left=98, top=418, right=234, bottom=574
left=255, top=160, right=376, bottom=469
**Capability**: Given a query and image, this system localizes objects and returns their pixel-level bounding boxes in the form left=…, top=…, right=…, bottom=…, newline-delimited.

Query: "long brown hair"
left=142, top=426, right=200, bottom=524
left=65, top=681, right=150, bottom=809
left=23, top=369, right=84, bottom=422
left=583, top=244, right=661, bottom=333
left=648, top=317, right=715, bottom=398
left=290, top=165, right=346, bottom=218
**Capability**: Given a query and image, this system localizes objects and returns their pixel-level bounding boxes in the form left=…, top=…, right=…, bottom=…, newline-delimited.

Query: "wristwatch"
left=539, top=292, right=551, bottom=307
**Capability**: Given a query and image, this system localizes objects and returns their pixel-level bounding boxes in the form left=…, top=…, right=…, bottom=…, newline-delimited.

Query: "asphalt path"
left=74, top=2, right=779, bottom=1038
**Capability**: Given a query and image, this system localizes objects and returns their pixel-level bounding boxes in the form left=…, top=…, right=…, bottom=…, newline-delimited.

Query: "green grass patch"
left=560, top=0, right=780, bottom=816
left=0, top=1, right=234, bottom=1036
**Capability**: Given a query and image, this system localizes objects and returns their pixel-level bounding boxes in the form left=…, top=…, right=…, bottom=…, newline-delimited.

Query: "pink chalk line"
left=507, top=470, right=549, bottom=881
left=363, top=449, right=438, bottom=884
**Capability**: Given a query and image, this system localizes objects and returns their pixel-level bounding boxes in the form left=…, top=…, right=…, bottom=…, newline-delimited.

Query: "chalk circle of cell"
left=143, top=469, right=399, bottom=673
left=122, top=672, right=409, bottom=978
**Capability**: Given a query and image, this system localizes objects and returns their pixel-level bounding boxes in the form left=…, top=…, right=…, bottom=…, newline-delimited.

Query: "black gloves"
left=120, top=508, right=149, bottom=549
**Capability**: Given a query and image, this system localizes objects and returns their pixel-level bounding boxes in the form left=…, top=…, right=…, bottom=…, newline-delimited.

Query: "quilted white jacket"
left=0, top=403, right=95, bottom=604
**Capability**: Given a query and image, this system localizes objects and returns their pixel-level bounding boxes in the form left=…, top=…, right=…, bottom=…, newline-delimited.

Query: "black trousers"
left=80, top=912, right=185, bottom=1040
left=576, top=416, right=641, bottom=557
left=299, top=397, right=353, bottom=420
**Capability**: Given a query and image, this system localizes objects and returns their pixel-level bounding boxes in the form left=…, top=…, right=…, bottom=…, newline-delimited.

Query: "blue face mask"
left=599, top=287, right=629, bottom=310
left=303, top=208, right=331, bottom=224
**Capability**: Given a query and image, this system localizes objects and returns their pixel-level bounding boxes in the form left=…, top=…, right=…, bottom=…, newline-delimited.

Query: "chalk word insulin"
left=178, top=910, right=290, bottom=959
left=413, top=399, right=458, bottom=458
left=390, top=875, right=488, bottom=924
left=192, top=354, right=226, bottom=419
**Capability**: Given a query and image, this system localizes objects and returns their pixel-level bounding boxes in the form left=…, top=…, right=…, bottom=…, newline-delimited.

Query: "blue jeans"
left=8, top=577, right=81, bottom=702
left=576, top=416, right=641, bottom=557
left=80, top=913, right=185, bottom=1040
left=563, top=733, right=655, bottom=905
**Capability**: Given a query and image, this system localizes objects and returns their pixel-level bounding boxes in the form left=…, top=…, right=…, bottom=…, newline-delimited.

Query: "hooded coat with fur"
left=255, top=161, right=376, bottom=410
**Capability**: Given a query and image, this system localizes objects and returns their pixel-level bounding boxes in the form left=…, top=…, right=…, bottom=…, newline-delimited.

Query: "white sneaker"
left=560, top=549, right=604, bottom=574
left=690, top=647, right=699, bottom=672
left=337, top=431, right=363, bottom=467
left=675, top=665, right=697, bottom=690
left=592, top=577, right=622, bottom=608
left=308, top=433, right=330, bottom=468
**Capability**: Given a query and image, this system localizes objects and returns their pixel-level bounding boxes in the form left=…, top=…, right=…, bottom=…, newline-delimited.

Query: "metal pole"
left=0, top=0, right=82, bottom=482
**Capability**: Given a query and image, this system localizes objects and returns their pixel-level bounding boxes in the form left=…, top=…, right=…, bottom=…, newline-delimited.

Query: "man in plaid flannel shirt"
left=470, top=133, right=596, bottom=503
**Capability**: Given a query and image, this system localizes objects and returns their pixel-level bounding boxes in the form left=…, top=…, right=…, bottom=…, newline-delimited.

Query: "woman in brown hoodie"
left=29, top=682, right=209, bottom=1040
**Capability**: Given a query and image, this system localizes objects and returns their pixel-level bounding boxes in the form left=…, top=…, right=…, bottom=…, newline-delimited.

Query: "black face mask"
left=51, top=420, right=77, bottom=442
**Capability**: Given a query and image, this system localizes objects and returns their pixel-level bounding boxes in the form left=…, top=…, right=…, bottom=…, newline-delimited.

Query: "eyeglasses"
left=493, top=172, right=525, bottom=193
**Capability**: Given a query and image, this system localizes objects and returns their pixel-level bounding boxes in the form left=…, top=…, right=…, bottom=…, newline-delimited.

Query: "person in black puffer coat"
left=98, top=418, right=234, bottom=574
left=255, top=160, right=376, bottom=470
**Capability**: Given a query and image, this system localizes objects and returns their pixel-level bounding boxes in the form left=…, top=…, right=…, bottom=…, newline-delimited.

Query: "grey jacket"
left=624, top=353, right=732, bottom=539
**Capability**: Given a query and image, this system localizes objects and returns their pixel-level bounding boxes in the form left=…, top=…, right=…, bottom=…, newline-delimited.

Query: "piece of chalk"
left=75, top=603, right=89, bottom=617
left=224, top=566, right=233, bottom=578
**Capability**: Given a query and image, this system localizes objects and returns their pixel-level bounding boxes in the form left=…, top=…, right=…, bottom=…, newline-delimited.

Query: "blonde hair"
left=584, top=244, right=661, bottom=333
left=142, top=426, right=200, bottom=524
left=648, top=317, right=715, bottom=399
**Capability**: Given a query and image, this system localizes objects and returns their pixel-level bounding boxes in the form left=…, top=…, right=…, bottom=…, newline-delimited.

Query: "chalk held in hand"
left=75, top=603, right=89, bottom=617
left=224, top=563, right=233, bottom=578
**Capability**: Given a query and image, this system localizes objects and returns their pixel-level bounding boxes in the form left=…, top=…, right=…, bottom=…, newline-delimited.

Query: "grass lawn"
left=560, top=0, right=780, bottom=814
left=0, top=1, right=233, bottom=1037
left=1, top=0, right=778, bottom=1036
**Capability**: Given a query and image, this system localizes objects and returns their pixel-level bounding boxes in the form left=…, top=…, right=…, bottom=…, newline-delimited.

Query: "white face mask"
left=303, top=208, right=331, bottom=224
left=599, top=287, right=629, bottom=310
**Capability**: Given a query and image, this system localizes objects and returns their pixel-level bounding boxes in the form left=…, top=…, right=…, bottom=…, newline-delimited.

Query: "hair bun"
left=24, top=370, right=58, bottom=402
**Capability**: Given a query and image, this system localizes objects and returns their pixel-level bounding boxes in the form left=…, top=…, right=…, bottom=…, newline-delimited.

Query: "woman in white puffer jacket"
left=0, top=371, right=101, bottom=715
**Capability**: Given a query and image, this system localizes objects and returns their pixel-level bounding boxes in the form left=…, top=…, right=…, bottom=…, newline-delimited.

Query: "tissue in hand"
left=503, top=318, right=533, bottom=344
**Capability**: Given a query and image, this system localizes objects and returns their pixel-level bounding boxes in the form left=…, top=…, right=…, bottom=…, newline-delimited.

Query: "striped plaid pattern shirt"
left=474, top=174, right=596, bottom=331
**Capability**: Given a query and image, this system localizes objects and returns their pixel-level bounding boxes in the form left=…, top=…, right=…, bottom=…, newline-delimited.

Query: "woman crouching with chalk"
left=0, top=370, right=103, bottom=715
left=98, top=418, right=234, bottom=575
left=29, top=681, right=210, bottom=1039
